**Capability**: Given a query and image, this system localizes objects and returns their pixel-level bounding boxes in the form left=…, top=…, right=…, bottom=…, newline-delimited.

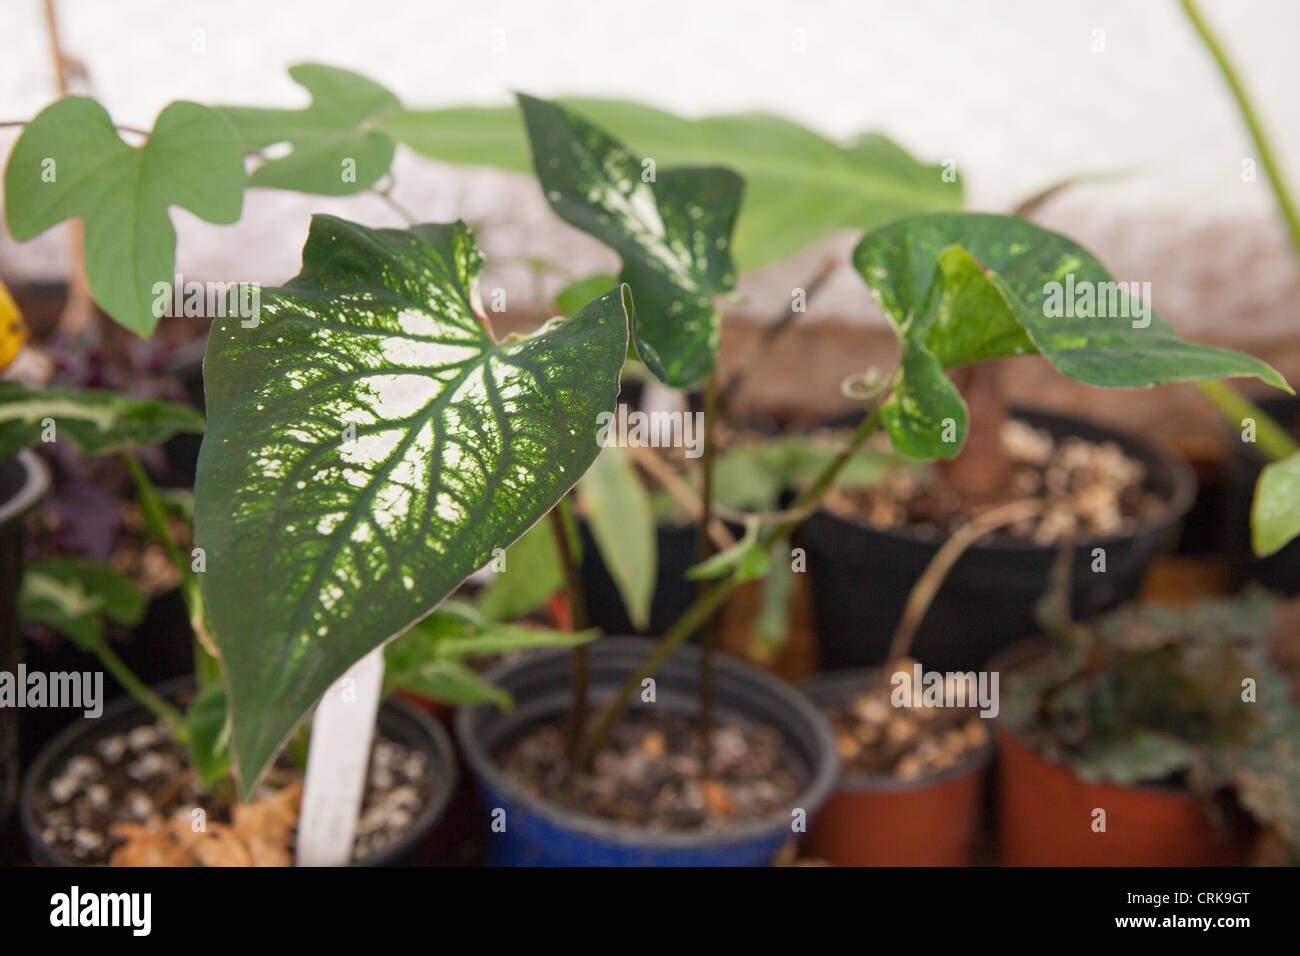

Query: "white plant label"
left=295, top=646, right=384, bottom=866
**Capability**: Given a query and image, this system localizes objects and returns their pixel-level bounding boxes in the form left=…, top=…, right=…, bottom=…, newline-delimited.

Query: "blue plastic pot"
left=455, top=637, right=838, bottom=866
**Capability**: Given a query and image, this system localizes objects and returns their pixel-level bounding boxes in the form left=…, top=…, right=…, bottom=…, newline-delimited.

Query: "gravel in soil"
left=824, top=419, right=1166, bottom=544
left=33, top=717, right=433, bottom=865
left=821, top=667, right=990, bottom=780
left=497, top=710, right=801, bottom=831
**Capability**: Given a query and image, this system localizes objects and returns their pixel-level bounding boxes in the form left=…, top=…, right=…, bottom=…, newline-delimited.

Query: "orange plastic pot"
left=997, top=729, right=1255, bottom=866
left=800, top=672, right=992, bottom=866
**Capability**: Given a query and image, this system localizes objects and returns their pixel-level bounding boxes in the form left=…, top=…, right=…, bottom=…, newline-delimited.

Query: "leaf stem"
left=1180, top=0, right=1300, bottom=259
left=121, top=452, right=219, bottom=686
left=1195, top=379, right=1298, bottom=462
left=84, top=631, right=188, bottom=738
left=695, top=371, right=720, bottom=767
left=577, top=404, right=885, bottom=764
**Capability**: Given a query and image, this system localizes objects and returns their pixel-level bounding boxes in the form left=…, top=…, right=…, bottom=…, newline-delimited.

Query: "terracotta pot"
left=800, top=672, right=991, bottom=866
left=997, top=729, right=1255, bottom=866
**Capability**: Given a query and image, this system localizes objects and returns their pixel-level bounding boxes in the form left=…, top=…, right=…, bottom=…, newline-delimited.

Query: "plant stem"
left=1195, top=379, right=1298, bottom=462
left=548, top=499, right=589, bottom=764
left=121, top=453, right=219, bottom=686
left=1180, top=0, right=1300, bottom=259
left=695, top=371, right=720, bottom=767
left=577, top=404, right=885, bottom=763
left=84, top=632, right=187, bottom=738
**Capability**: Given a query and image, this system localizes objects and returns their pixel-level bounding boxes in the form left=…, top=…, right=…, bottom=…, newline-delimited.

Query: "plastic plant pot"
left=455, top=637, right=838, bottom=866
left=794, top=409, right=1196, bottom=672
left=0, top=450, right=50, bottom=831
left=20, top=679, right=458, bottom=867
left=996, top=729, right=1256, bottom=867
left=799, top=671, right=991, bottom=866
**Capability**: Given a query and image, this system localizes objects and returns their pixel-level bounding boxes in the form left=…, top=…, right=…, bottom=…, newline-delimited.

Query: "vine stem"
left=547, top=499, right=589, bottom=764
left=1196, top=379, right=1298, bottom=463
left=695, top=371, right=720, bottom=766
left=1180, top=0, right=1300, bottom=259
left=576, top=402, right=887, bottom=765
left=84, top=631, right=187, bottom=738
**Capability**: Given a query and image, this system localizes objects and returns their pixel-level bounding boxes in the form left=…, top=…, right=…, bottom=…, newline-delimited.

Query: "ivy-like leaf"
left=1252, top=451, right=1300, bottom=556
left=0, top=382, right=205, bottom=459
left=217, top=64, right=400, bottom=195
left=19, top=556, right=146, bottom=649
left=854, top=213, right=1291, bottom=456
left=577, top=445, right=656, bottom=630
left=4, top=98, right=245, bottom=335
left=880, top=339, right=969, bottom=460
left=194, top=215, right=630, bottom=796
left=517, top=94, right=741, bottom=388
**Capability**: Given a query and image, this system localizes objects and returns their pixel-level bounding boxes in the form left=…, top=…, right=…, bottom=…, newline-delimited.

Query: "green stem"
left=1196, top=379, right=1298, bottom=462
left=1180, top=0, right=1300, bottom=259
left=695, top=371, right=720, bottom=765
left=85, top=632, right=188, bottom=738
left=120, top=453, right=219, bottom=686
left=577, top=405, right=885, bottom=764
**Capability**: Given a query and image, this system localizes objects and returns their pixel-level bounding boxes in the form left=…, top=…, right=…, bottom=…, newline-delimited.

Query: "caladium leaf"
left=195, top=215, right=629, bottom=796
left=217, top=64, right=400, bottom=195
left=518, top=94, right=741, bottom=388
left=19, top=556, right=146, bottom=649
left=577, top=445, right=656, bottom=630
left=4, top=98, right=245, bottom=335
left=0, top=382, right=205, bottom=459
left=881, top=339, right=969, bottom=460
left=1252, top=451, right=1300, bottom=556
left=854, top=213, right=1291, bottom=456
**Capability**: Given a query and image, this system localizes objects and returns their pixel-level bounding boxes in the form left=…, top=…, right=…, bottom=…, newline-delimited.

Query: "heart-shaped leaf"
left=1252, top=451, right=1300, bottom=556
left=378, top=99, right=960, bottom=270
left=4, top=98, right=245, bottom=335
left=194, top=215, right=629, bottom=795
left=854, top=213, right=1291, bottom=456
left=517, top=94, right=741, bottom=388
left=0, top=382, right=205, bottom=459
left=217, top=64, right=400, bottom=195
left=19, top=556, right=147, bottom=648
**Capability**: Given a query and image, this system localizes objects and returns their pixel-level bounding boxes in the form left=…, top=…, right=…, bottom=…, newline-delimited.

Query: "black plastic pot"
left=794, top=409, right=1196, bottom=672
left=0, top=451, right=50, bottom=833
left=455, top=637, right=838, bottom=866
left=1225, top=394, right=1300, bottom=595
left=20, top=679, right=458, bottom=866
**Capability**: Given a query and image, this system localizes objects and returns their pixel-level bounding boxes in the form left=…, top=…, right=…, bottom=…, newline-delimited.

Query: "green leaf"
left=19, top=557, right=147, bottom=649
left=1252, top=451, right=1300, bottom=556
left=475, top=515, right=567, bottom=622
left=217, top=64, right=400, bottom=195
left=183, top=683, right=231, bottom=788
left=556, top=273, right=619, bottom=318
left=577, top=445, right=656, bottom=630
left=194, top=215, right=630, bottom=796
left=378, top=99, right=961, bottom=270
left=0, top=382, right=205, bottom=459
left=754, top=538, right=795, bottom=650
left=4, top=98, right=245, bottom=335
left=853, top=213, right=1291, bottom=456
left=517, top=94, right=741, bottom=388
left=688, top=518, right=770, bottom=583
left=388, top=656, right=512, bottom=711
left=880, top=340, right=968, bottom=460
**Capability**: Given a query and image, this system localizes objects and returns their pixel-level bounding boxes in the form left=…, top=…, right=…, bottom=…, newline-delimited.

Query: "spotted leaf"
left=194, top=215, right=630, bottom=795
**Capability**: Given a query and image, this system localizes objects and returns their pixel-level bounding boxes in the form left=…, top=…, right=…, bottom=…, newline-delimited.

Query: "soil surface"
left=824, top=419, right=1165, bottom=543
left=498, top=710, right=801, bottom=831
left=820, top=668, right=990, bottom=780
left=32, top=716, right=433, bottom=865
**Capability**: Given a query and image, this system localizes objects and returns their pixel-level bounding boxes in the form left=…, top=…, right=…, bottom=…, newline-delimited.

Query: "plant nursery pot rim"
left=20, top=676, right=458, bottom=867
left=808, top=407, right=1197, bottom=554
left=455, top=636, right=839, bottom=851
left=0, top=449, right=51, bottom=525
left=801, top=669, right=994, bottom=792
left=989, top=640, right=1211, bottom=804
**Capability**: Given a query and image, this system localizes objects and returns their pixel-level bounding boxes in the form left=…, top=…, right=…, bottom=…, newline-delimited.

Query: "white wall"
left=3, top=0, right=1298, bottom=335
